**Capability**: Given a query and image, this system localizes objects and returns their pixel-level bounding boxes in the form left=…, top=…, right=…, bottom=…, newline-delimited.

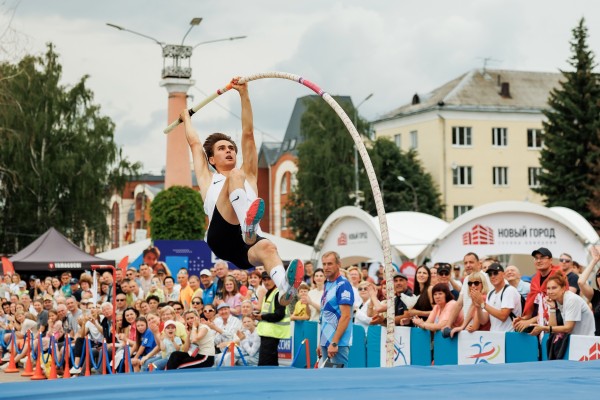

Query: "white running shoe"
left=243, top=198, right=265, bottom=245
left=281, top=259, right=305, bottom=301
left=69, top=366, right=82, bottom=374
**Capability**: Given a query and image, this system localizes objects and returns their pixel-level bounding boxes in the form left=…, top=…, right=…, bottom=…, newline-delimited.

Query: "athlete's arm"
left=231, top=79, right=258, bottom=186
left=578, top=245, right=600, bottom=301
left=181, top=109, right=213, bottom=199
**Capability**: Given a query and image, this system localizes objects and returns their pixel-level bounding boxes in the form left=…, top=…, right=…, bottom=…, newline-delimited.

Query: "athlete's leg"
left=248, top=240, right=304, bottom=305
left=215, top=168, right=264, bottom=245
left=215, top=168, right=245, bottom=225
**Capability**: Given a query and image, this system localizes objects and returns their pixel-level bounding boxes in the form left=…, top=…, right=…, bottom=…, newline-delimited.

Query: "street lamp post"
left=352, top=93, right=373, bottom=208
left=397, top=175, right=419, bottom=212
left=106, top=19, right=246, bottom=188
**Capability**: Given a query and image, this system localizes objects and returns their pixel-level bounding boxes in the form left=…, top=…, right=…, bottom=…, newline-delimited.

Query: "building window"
left=394, top=134, right=401, bottom=149
left=453, top=166, right=473, bottom=186
left=452, top=126, right=472, bottom=147
left=453, top=205, right=473, bottom=219
left=528, top=167, right=542, bottom=188
left=492, top=127, right=507, bottom=147
left=410, top=131, right=418, bottom=149
left=527, top=129, right=543, bottom=149
left=280, top=174, right=288, bottom=195
left=281, top=209, right=288, bottom=230
left=493, top=166, right=508, bottom=186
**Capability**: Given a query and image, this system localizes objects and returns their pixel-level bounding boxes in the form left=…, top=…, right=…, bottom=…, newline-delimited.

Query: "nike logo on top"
left=231, top=196, right=240, bottom=202
left=214, top=179, right=224, bottom=185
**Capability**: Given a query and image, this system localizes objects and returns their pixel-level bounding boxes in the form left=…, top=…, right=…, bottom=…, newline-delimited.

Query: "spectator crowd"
left=1, top=244, right=599, bottom=377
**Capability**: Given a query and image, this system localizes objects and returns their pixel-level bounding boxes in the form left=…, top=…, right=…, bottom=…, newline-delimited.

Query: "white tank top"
left=203, top=172, right=260, bottom=225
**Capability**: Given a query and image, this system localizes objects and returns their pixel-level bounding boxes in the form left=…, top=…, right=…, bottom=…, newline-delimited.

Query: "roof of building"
left=377, top=69, right=563, bottom=121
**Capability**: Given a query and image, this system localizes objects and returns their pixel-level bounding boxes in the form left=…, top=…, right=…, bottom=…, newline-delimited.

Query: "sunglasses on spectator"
left=174, top=307, right=183, bottom=311
left=438, top=271, right=450, bottom=276
left=487, top=270, right=500, bottom=276
left=192, top=302, right=202, bottom=305
left=358, top=287, right=368, bottom=291
left=116, top=298, right=126, bottom=301
left=559, top=258, right=572, bottom=263
left=467, top=281, right=481, bottom=287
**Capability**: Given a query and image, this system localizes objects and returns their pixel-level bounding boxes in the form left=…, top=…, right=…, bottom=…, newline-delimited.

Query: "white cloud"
left=2, top=0, right=600, bottom=174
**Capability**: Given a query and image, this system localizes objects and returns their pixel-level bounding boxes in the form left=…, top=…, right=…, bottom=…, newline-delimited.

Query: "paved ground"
left=0, top=368, right=40, bottom=383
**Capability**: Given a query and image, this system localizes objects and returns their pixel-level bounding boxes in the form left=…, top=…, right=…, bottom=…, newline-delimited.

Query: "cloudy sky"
left=2, top=0, right=600, bottom=174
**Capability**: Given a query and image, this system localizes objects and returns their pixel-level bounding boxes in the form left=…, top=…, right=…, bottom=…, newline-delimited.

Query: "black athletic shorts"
left=206, top=206, right=265, bottom=270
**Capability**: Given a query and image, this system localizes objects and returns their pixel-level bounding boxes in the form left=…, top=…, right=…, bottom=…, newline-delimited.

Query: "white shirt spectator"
left=558, top=291, right=595, bottom=336
left=213, top=316, right=242, bottom=346
left=487, top=285, right=522, bottom=332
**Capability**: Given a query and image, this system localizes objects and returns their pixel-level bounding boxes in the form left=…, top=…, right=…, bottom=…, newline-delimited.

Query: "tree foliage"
left=149, top=186, right=206, bottom=240
left=362, top=138, right=444, bottom=218
left=535, top=18, right=600, bottom=229
left=0, top=44, right=140, bottom=253
left=286, top=96, right=444, bottom=245
left=286, top=96, right=357, bottom=244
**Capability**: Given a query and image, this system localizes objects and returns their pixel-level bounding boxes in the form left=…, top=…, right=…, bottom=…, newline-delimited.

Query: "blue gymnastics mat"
left=2, top=360, right=599, bottom=400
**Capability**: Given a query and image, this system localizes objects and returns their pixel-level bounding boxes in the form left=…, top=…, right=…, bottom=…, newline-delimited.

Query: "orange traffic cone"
left=100, top=341, right=107, bottom=375
left=124, top=345, right=130, bottom=373
left=20, top=333, right=34, bottom=376
left=229, top=342, right=235, bottom=367
left=304, top=339, right=311, bottom=369
left=3, top=331, right=20, bottom=373
left=30, top=334, right=46, bottom=380
left=84, top=337, right=91, bottom=377
left=47, top=339, right=58, bottom=380
left=62, top=335, right=71, bottom=379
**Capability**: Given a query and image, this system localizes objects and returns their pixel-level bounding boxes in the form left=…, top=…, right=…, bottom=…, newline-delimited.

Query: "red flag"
left=1, top=257, right=15, bottom=275
left=117, top=256, right=129, bottom=275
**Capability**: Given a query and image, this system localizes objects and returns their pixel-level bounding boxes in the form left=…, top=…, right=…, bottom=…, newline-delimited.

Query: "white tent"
left=262, top=232, right=314, bottom=261
left=96, top=239, right=152, bottom=264
left=429, top=201, right=599, bottom=265
left=96, top=236, right=312, bottom=265
left=313, top=206, right=448, bottom=266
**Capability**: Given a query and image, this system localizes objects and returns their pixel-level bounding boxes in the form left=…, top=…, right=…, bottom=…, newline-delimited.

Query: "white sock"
left=229, top=188, right=248, bottom=228
left=270, top=265, right=290, bottom=293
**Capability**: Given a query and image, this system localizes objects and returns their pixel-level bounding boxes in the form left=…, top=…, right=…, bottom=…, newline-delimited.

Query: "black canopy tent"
left=10, top=228, right=114, bottom=272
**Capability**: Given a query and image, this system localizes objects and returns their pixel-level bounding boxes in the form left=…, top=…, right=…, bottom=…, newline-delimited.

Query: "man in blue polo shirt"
left=318, top=251, right=354, bottom=368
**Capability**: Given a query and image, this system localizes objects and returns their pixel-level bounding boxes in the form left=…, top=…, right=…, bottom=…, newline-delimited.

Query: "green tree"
left=286, top=96, right=444, bottom=245
left=149, top=186, right=206, bottom=240
left=286, top=96, right=359, bottom=244
left=362, top=138, right=444, bottom=217
left=0, top=44, right=140, bottom=253
left=535, top=18, right=600, bottom=228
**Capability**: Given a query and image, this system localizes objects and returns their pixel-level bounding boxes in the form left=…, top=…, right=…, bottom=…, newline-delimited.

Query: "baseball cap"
left=29, top=275, right=38, bottom=281
left=200, top=269, right=211, bottom=277
left=393, top=272, right=408, bottom=280
left=437, top=263, right=452, bottom=273
left=164, top=319, right=177, bottom=328
left=156, top=268, right=166, bottom=275
left=70, top=278, right=79, bottom=285
left=261, top=272, right=271, bottom=280
left=18, top=281, right=26, bottom=287
left=43, top=294, right=53, bottom=301
left=486, top=263, right=504, bottom=273
left=532, top=247, right=552, bottom=258
left=217, top=303, right=230, bottom=311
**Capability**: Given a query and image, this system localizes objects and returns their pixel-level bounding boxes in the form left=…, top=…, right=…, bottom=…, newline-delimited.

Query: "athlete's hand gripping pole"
left=163, top=82, right=233, bottom=134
